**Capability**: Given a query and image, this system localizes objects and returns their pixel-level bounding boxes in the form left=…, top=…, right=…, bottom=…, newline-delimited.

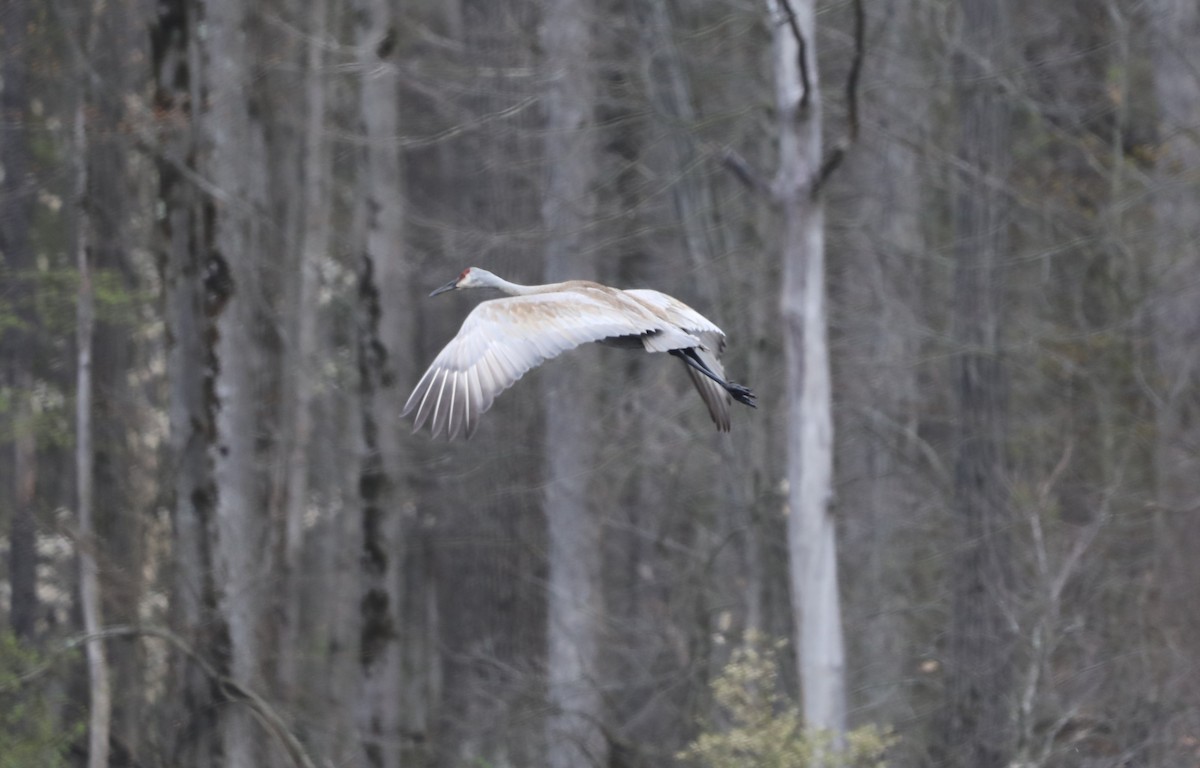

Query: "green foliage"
left=0, top=266, right=144, bottom=339
left=0, top=383, right=73, bottom=449
left=678, top=632, right=895, bottom=768
left=0, top=632, right=82, bottom=768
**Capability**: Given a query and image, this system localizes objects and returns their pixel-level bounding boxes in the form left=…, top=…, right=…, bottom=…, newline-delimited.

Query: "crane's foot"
left=727, top=382, right=756, bottom=408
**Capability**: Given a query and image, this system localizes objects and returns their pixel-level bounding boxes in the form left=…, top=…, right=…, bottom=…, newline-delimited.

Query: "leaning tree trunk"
left=940, top=0, right=1015, bottom=765
left=767, top=0, right=849, bottom=743
left=541, top=0, right=607, bottom=765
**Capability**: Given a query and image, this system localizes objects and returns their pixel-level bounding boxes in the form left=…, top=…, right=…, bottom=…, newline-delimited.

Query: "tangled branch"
left=5, top=625, right=318, bottom=768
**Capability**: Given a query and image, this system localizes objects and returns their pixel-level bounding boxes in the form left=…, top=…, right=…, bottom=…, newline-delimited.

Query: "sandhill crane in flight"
left=402, top=267, right=756, bottom=439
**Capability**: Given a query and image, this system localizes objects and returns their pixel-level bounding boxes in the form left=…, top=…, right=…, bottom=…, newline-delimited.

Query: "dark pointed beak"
left=429, top=279, right=458, bottom=298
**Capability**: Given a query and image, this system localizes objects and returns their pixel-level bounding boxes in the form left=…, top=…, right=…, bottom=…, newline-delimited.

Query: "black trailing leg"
left=671, top=348, right=757, bottom=408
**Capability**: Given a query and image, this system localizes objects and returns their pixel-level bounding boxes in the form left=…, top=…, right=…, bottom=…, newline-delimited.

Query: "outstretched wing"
left=625, top=289, right=734, bottom=431
left=403, top=291, right=700, bottom=439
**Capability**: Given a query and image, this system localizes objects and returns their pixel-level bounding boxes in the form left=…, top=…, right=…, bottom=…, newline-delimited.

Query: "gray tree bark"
left=541, top=0, right=607, bottom=765
left=87, top=0, right=148, bottom=754
left=1, top=0, right=39, bottom=644
left=73, top=14, right=112, bottom=763
left=767, top=0, right=849, bottom=742
left=833, top=0, right=927, bottom=728
left=278, top=0, right=330, bottom=703
left=1149, top=0, right=1200, bottom=726
left=353, top=0, right=431, bottom=763
left=940, top=0, right=1015, bottom=765
left=200, top=0, right=273, bottom=764
left=153, top=1, right=221, bottom=763
left=631, top=2, right=765, bottom=742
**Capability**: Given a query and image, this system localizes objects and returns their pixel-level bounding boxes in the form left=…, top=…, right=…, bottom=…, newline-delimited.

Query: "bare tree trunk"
left=767, top=0, right=848, bottom=742
left=9, top=387, right=37, bottom=641
left=1, top=0, right=39, bottom=644
left=353, top=0, right=430, bottom=763
left=200, top=1, right=272, bottom=764
left=940, top=0, right=1015, bottom=765
left=541, top=0, right=606, bottom=765
left=77, top=277, right=112, bottom=768
left=638, top=0, right=728, bottom=283
left=74, top=24, right=112, bottom=764
left=635, top=1, right=762, bottom=739
left=833, top=0, right=927, bottom=727
left=279, top=0, right=330, bottom=702
left=87, top=0, right=148, bottom=754
left=153, top=2, right=221, bottom=763
left=1149, top=0, right=1200, bottom=725
left=638, top=0, right=755, bottom=574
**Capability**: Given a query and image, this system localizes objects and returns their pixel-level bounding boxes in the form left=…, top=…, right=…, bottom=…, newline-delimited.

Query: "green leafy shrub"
left=0, top=632, right=81, bottom=768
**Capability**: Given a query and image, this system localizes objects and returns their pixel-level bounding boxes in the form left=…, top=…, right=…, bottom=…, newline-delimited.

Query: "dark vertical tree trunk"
left=833, top=0, right=927, bottom=728
left=278, top=0, right=329, bottom=705
left=1149, top=0, right=1200, bottom=730
left=632, top=1, right=759, bottom=742
left=153, top=0, right=222, bottom=764
left=941, top=0, right=1015, bottom=764
left=541, top=0, right=606, bottom=765
left=199, top=1, right=274, bottom=763
left=353, top=0, right=431, bottom=763
left=418, top=3, right=546, bottom=761
left=88, top=0, right=147, bottom=756
left=1, top=0, right=39, bottom=644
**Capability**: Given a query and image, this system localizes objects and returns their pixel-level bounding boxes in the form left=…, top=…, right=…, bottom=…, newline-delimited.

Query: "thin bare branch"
left=813, top=0, right=865, bottom=194
left=716, top=144, right=775, bottom=198
left=814, top=142, right=846, bottom=196
left=6, top=626, right=318, bottom=768
left=846, top=0, right=865, bottom=141
left=777, top=0, right=811, bottom=110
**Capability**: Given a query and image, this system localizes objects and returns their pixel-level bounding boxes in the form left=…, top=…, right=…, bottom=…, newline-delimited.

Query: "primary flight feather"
left=403, top=267, right=756, bottom=439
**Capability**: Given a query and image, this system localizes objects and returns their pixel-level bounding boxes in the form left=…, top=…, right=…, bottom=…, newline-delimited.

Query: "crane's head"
left=430, top=267, right=495, bottom=297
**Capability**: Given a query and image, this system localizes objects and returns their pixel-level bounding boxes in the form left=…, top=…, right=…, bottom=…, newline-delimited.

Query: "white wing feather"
left=624, top=289, right=725, bottom=350
left=404, top=291, right=701, bottom=439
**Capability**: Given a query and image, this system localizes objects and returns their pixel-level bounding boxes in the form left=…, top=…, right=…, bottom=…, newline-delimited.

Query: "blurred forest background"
left=2, top=0, right=1200, bottom=766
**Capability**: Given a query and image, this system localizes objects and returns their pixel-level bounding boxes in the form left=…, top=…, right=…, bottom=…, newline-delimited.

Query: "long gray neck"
left=487, top=275, right=538, bottom=295
left=475, top=270, right=551, bottom=296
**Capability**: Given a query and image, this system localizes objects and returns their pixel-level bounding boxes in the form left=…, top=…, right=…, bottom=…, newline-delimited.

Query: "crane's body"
left=403, top=267, right=755, bottom=439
